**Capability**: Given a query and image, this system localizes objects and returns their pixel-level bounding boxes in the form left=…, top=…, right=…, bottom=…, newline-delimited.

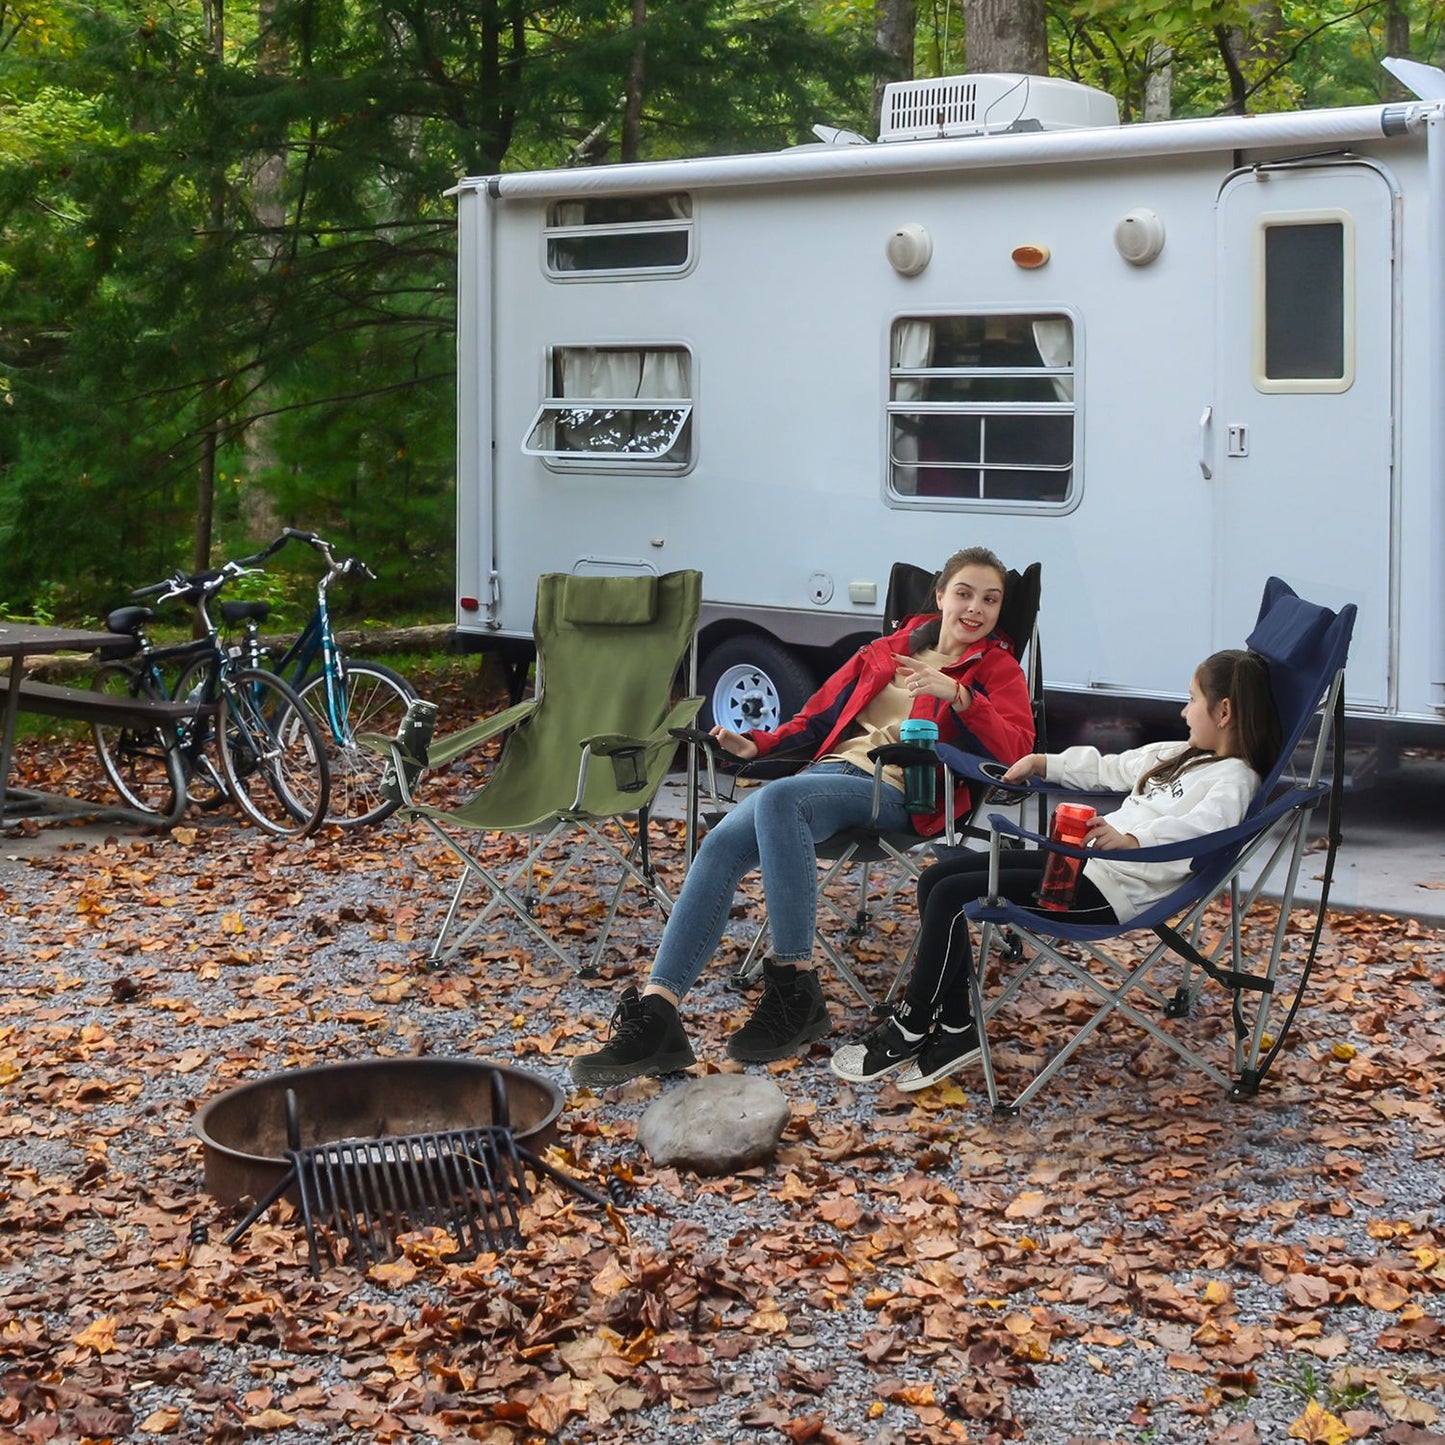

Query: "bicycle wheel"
left=171, top=656, right=229, bottom=807
left=293, top=661, right=416, bottom=827
left=90, top=664, right=184, bottom=817
left=217, top=668, right=330, bottom=837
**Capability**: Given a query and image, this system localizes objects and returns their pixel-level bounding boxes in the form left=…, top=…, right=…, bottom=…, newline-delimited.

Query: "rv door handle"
left=1198, top=406, right=1213, bottom=480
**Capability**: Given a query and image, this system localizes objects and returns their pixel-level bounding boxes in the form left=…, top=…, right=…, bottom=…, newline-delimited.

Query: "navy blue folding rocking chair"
left=942, top=576, right=1355, bottom=1113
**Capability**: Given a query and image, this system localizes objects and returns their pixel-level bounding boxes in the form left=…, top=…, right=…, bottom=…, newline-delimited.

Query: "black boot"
left=726, top=962, right=832, bottom=1063
left=569, top=986, right=696, bottom=1086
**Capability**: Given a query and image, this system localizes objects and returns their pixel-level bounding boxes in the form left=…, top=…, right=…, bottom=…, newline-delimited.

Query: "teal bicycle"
left=229, top=530, right=418, bottom=827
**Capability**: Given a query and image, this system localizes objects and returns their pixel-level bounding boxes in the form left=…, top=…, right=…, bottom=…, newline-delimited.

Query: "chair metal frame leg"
left=421, top=811, right=676, bottom=973
left=973, top=800, right=1318, bottom=1114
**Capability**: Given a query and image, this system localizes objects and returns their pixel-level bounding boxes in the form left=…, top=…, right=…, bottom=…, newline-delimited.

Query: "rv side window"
left=887, top=314, right=1075, bottom=506
left=545, top=194, right=693, bottom=277
left=522, top=345, right=693, bottom=468
left=1256, top=217, right=1352, bottom=391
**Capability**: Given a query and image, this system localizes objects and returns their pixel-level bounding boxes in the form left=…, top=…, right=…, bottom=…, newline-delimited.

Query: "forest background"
left=0, top=0, right=1439, bottom=623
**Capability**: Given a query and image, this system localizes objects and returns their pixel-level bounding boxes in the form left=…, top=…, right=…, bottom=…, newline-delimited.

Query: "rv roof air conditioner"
left=878, top=74, right=1119, bottom=143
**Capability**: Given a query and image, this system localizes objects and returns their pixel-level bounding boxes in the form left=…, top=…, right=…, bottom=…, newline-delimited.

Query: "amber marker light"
left=1011, top=244, right=1051, bottom=269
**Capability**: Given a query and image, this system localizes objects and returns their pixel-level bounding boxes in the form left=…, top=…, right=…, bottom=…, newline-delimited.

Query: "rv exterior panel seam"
left=448, top=103, right=1435, bottom=203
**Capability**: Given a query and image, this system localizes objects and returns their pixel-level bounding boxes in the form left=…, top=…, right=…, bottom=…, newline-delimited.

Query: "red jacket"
left=746, top=616, right=1035, bottom=838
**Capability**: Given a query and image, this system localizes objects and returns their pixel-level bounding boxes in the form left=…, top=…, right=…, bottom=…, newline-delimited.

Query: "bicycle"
left=90, top=557, right=331, bottom=837
left=226, top=529, right=418, bottom=827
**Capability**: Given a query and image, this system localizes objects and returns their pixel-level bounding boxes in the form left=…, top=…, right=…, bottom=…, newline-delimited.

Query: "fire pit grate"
left=223, top=1084, right=615, bottom=1276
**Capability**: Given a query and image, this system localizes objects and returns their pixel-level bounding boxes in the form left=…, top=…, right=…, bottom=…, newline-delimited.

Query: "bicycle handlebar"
left=130, top=560, right=262, bottom=607
left=272, top=528, right=377, bottom=583
left=234, top=535, right=290, bottom=568
left=131, top=576, right=181, bottom=599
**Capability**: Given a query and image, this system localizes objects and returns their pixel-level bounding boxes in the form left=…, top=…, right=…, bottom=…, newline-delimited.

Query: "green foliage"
left=1047, top=1, right=1445, bottom=120
left=2, top=0, right=1440, bottom=626
left=0, top=0, right=875, bottom=621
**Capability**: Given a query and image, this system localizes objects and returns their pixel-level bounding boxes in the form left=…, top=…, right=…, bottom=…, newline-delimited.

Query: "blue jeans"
left=648, top=762, right=913, bottom=1001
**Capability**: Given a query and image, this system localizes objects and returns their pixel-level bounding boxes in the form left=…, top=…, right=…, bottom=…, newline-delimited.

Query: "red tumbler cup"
left=1034, top=803, right=1096, bottom=911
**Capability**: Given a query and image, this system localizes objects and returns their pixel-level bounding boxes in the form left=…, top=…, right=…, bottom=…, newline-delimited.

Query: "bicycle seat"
left=105, top=605, right=155, bottom=635
left=219, top=600, right=272, bottom=626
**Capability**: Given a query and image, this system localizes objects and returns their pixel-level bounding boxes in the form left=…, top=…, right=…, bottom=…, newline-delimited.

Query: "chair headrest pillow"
left=561, top=574, right=659, bottom=626
left=1246, top=589, right=1331, bottom=671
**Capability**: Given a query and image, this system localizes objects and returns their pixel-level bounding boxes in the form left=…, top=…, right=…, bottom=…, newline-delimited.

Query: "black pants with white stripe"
left=908, top=852, right=1117, bottom=1028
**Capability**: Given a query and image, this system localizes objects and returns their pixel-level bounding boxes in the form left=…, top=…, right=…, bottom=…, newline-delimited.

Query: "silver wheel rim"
left=711, top=663, right=784, bottom=733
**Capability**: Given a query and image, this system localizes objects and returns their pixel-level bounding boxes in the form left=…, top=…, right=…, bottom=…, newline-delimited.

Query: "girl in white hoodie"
left=830, top=648, right=1282, bottom=1090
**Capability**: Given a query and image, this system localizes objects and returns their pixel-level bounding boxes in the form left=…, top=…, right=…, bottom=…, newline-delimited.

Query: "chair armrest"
left=670, top=725, right=727, bottom=760
left=582, top=697, right=704, bottom=796
left=984, top=782, right=1327, bottom=866
left=586, top=698, right=702, bottom=759
left=669, top=726, right=812, bottom=782
left=424, top=697, right=538, bottom=767
left=936, top=743, right=1128, bottom=803
left=867, top=741, right=940, bottom=769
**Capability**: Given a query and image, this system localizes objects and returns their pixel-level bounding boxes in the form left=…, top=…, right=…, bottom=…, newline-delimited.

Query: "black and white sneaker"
left=828, top=1008, right=927, bottom=1082
left=895, top=1023, right=981, bottom=1092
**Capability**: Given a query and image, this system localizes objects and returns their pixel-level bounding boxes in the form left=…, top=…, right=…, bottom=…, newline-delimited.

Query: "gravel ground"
left=0, top=788, right=1442, bottom=1445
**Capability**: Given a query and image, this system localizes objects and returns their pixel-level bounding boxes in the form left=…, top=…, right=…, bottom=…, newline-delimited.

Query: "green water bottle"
left=899, top=717, right=939, bottom=813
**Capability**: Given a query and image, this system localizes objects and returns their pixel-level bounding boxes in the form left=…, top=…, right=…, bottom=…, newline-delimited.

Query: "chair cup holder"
left=608, top=747, right=648, bottom=794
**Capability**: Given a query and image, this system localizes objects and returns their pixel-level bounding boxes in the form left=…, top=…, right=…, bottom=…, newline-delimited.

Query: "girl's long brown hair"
left=1137, top=649, right=1281, bottom=793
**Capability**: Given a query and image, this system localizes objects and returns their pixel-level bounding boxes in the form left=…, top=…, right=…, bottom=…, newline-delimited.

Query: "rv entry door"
left=1214, top=161, right=1394, bottom=707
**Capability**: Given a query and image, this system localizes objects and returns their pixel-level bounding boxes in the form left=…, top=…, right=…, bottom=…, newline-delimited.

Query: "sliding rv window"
left=522, top=345, right=693, bottom=468
left=1255, top=214, right=1353, bottom=392
left=887, top=313, right=1075, bottom=506
left=545, top=194, right=693, bottom=277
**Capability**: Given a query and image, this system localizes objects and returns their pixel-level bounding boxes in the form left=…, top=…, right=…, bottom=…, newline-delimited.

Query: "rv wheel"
left=700, top=637, right=816, bottom=734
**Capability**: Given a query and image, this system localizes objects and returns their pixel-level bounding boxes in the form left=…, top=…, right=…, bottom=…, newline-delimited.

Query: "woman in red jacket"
left=569, top=546, right=1035, bottom=1087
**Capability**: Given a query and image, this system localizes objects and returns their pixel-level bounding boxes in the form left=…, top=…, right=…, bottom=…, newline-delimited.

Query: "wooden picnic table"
left=0, top=622, right=139, bottom=824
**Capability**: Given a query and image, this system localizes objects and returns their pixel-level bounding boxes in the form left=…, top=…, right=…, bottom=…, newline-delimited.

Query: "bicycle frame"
left=125, top=631, right=223, bottom=755
left=267, top=608, right=344, bottom=732
left=246, top=531, right=373, bottom=748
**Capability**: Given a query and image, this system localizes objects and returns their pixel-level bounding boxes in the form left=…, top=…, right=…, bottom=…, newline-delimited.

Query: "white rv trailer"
left=450, top=72, right=1445, bottom=746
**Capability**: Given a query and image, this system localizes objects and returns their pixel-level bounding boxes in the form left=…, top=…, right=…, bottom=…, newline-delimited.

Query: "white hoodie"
left=1045, top=741, right=1261, bottom=923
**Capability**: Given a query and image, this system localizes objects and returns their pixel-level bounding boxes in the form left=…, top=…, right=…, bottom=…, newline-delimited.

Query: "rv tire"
left=699, top=637, right=816, bottom=735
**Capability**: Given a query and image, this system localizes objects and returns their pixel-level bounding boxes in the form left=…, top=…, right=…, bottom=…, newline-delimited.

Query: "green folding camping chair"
left=382, top=570, right=703, bottom=974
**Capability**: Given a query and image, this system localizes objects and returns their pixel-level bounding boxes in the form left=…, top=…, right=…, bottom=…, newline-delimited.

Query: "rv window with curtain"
left=1256, top=216, right=1353, bottom=391
left=545, top=194, right=693, bottom=276
left=887, top=313, right=1076, bottom=505
left=522, top=345, right=693, bottom=468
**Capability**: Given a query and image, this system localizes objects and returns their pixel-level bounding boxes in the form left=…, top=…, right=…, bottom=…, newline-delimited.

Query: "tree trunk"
left=1220, top=0, right=1281, bottom=114
left=241, top=0, right=287, bottom=543
left=621, top=0, right=646, bottom=162
left=194, top=415, right=219, bottom=576
left=192, top=0, right=224, bottom=574
left=1143, top=42, right=1173, bottom=122
left=873, top=0, right=915, bottom=123
left=1383, top=0, right=1411, bottom=98
left=1385, top=0, right=1410, bottom=57
left=964, top=0, right=1047, bottom=76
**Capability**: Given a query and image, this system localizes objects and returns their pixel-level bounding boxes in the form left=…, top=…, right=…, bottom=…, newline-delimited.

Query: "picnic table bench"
left=0, top=676, right=210, bottom=729
left=0, top=623, right=208, bottom=827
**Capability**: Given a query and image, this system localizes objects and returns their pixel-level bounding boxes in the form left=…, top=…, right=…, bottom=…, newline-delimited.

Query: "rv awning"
left=450, top=100, right=1433, bottom=204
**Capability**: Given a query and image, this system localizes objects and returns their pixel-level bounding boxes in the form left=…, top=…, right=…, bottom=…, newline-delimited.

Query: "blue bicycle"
left=229, top=530, right=418, bottom=827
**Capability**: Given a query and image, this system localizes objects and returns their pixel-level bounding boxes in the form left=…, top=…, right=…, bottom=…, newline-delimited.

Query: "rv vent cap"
left=879, top=74, right=1119, bottom=143
left=886, top=222, right=933, bottom=276
left=1115, top=207, right=1166, bottom=265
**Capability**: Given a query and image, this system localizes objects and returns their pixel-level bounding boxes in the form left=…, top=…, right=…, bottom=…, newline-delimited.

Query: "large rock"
left=637, top=1074, right=791, bottom=1176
